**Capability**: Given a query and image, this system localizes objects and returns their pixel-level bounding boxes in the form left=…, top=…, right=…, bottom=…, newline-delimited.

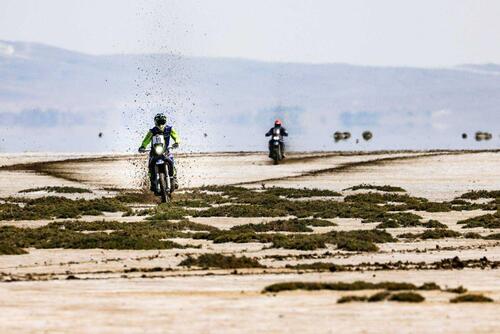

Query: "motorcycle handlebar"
left=139, top=146, right=176, bottom=153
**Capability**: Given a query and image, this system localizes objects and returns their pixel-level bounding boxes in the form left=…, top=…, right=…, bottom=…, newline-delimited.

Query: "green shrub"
left=231, top=219, right=313, bottom=233
left=367, top=291, right=391, bottom=302
left=457, top=212, right=500, bottom=229
left=263, top=281, right=419, bottom=293
left=19, top=186, right=92, bottom=194
left=337, top=295, right=368, bottom=303
left=388, top=292, right=425, bottom=303
left=0, top=242, right=27, bottom=255
left=264, top=187, right=341, bottom=198
left=450, top=294, right=493, bottom=303
left=179, top=253, right=264, bottom=269
left=345, top=184, right=406, bottom=192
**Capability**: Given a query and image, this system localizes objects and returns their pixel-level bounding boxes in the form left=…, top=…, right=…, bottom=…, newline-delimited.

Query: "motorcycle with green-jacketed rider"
left=138, top=113, right=180, bottom=203
left=265, top=119, right=288, bottom=164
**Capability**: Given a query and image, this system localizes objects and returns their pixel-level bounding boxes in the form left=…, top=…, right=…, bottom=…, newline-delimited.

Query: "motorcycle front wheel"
left=273, top=146, right=282, bottom=165
left=159, top=172, right=171, bottom=203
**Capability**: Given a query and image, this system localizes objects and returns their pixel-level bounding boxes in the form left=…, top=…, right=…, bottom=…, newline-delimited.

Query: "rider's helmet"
left=154, top=113, right=167, bottom=126
left=274, top=119, right=282, bottom=126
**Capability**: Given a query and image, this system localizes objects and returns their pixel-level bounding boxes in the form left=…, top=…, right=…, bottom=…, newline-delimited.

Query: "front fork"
left=154, top=165, right=161, bottom=193
left=150, top=164, right=176, bottom=192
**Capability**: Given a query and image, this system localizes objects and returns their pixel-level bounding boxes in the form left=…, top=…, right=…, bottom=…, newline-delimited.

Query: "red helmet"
left=274, top=119, right=282, bottom=126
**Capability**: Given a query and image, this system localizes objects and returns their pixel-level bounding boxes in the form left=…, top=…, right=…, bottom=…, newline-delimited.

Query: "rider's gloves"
left=138, top=147, right=146, bottom=153
left=172, top=142, right=179, bottom=149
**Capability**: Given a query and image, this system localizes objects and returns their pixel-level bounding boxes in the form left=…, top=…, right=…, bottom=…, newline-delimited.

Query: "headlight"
left=154, top=145, right=164, bottom=155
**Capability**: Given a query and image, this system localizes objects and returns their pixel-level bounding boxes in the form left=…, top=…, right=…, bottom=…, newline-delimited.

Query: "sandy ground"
left=0, top=150, right=499, bottom=333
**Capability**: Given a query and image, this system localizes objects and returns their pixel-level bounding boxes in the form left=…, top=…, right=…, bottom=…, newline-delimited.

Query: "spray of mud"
left=119, top=2, right=215, bottom=189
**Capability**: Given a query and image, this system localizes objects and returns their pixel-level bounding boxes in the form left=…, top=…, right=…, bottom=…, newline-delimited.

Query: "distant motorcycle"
left=140, top=134, right=176, bottom=203
left=269, top=128, right=284, bottom=165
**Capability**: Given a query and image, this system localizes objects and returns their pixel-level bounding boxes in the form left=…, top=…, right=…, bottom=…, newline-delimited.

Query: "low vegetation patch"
left=231, top=219, right=313, bottom=233
left=450, top=294, right=493, bottom=303
left=373, top=212, right=422, bottom=228
left=388, top=292, right=425, bottom=303
left=271, top=234, right=328, bottom=251
left=446, top=286, right=467, bottom=294
left=285, top=262, right=344, bottom=271
left=115, top=191, right=158, bottom=204
left=0, top=219, right=211, bottom=251
left=193, top=204, right=287, bottom=218
left=458, top=190, right=500, bottom=200
left=420, top=220, right=448, bottom=229
left=283, top=257, right=498, bottom=272
left=0, top=196, right=128, bottom=220
left=263, top=281, right=433, bottom=293
left=457, top=212, right=500, bottom=229
left=263, top=187, right=341, bottom=198
left=338, top=291, right=425, bottom=304
left=0, top=242, right=27, bottom=255
left=179, top=253, right=264, bottom=269
left=54, top=219, right=217, bottom=232
left=172, top=190, right=228, bottom=207
left=337, top=295, right=368, bottom=303
left=195, top=228, right=393, bottom=251
left=367, top=291, right=391, bottom=302
left=398, top=229, right=461, bottom=240
left=345, top=184, right=406, bottom=192
left=146, top=205, right=193, bottom=220
left=484, top=233, right=500, bottom=240
left=19, top=186, right=92, bottom=194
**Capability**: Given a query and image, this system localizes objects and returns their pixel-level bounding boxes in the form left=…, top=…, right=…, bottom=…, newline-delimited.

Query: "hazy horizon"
left=1, top=40, right=499, bottom=153
left=2, top=0, right=500, bottom=67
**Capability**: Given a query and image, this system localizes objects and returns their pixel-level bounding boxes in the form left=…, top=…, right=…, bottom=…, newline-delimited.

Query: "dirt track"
left=0, top=150, right=499, bottom=333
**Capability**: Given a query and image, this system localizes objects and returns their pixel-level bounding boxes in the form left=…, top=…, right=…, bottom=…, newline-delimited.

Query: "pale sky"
left=1, top=0, right=500, bottom=66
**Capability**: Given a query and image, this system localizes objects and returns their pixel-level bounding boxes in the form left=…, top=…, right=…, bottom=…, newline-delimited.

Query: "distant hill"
left=0, top=40, right=499, bottom=152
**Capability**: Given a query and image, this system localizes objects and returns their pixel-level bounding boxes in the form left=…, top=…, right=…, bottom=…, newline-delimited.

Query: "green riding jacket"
left=139, top=126, right=180, bottom=149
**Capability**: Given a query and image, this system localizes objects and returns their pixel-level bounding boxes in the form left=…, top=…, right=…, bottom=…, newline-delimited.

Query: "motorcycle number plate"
left=156, top=159, right=164, bottom=164
left=152, top=135, right=165, bottom=145
left=272, top=135, right=280, bottom=140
